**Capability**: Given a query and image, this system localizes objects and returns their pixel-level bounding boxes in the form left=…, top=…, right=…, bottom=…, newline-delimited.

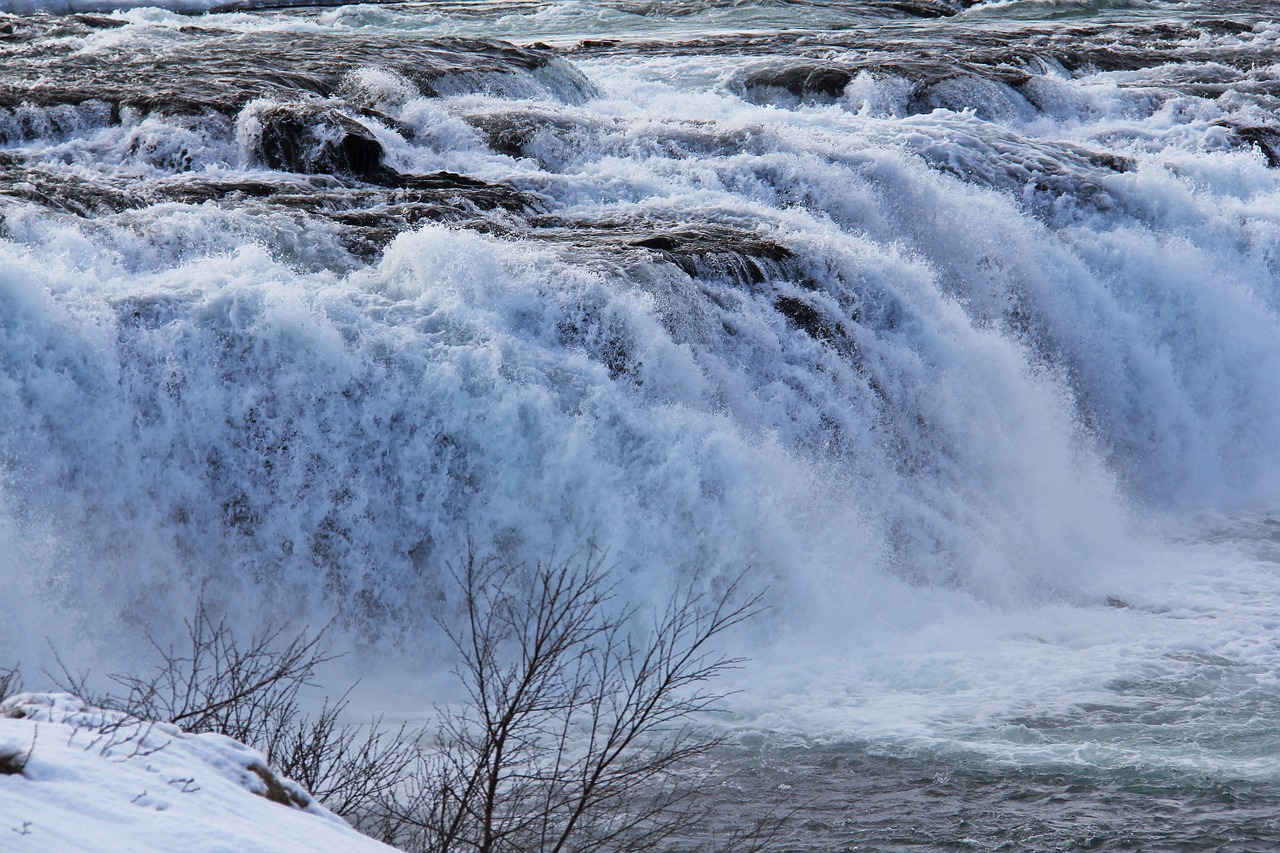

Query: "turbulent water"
left=2, top=0, right=1279, bottom=848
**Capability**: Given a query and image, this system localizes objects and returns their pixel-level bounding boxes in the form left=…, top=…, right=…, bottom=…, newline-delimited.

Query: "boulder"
left=249, top=103, right=387, bottom=181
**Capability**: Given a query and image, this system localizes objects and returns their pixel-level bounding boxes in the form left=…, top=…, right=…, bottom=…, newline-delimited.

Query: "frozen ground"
left=0, top=692, right=393, bottom=852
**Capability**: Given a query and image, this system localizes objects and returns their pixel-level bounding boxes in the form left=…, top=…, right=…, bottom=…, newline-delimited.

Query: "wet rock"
left=1234, top=126, right=1280, bottom=167
left=625, top=225, right=794, bottom=285
left=249, top=103, right=388, bottom=180
left=0, top=100, right=115, bottom=145
left=389, top=171, right=544, bottom=213
left=1194, top=19, right=1256, bottom=35
left=734, top=63, right=856, bottom=101
left=896, top=121, right=1129, bottom=212
left=157, top=171, right=544, bottom=257
left=0, top=25, right=597, bottom=117
left=871, top=0, right=973, bottom=19
left=0, top=151, right=147, bottom=216
left=775, top=295, right=837, bottom=344
left=732, top=59, right=1043, bottom=116
left=466, top=109, right=586, bottom=159
left=505, top=216, right=799, bottom=288
left=913, top=75, right=1038, bottom=122
left=463, top=108, right=608, bottom=169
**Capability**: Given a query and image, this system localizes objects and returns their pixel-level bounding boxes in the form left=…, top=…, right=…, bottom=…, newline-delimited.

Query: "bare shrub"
left=275, top=694, right=418, bottom=820
left=37, top=552, right=772, bottom=852
left=53, top=608, right=335, bottom=740
left=383, top=550, right=766, bottom=853
left=49, top=606, right=419, bottom=824
left=0, top=663, right=20, bottom=704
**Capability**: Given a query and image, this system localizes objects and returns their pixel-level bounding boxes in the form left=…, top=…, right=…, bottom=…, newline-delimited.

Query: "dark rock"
left=1193, top=19, right=1255, bottom=35
left=462, top=108, right=616, bottom=171
left=734, top=63, right=855, bottom=101
left=618, top=224, right=794, bottom=285
left=874, top=1, right=953, bottom=19
left=870, top=0, right=984, bottom=18
left=0, top=26, right=597, bottom=117
left=1083, top=149, right=1133, bottom=173
left=775, top=295, right=836, bottom=344
left=1235, top=126, right=1280, bottom=167
left=251, top=103, right=387, bottom=180
left=390, top=171, right=543, bottom=213
left=153, top=170, right=543, bottom=258
left=0, top=151, right=147, bottom=216
left=632, top=235, right=680, bottom=251
left=70, top=14, right=126, bottom=29
left=912, top=75, right=1037, bottom=122
left=465, top=110, right=587, bottom=160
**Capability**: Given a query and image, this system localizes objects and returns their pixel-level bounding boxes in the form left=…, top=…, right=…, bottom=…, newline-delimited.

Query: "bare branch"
left=0, top=663, right=21, bottom=704
left=33, top=554, right=774, bottom=853
left=402, top=551, right=770, bottom=853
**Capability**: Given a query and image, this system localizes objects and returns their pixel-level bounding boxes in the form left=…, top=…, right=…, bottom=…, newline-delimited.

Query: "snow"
left=0, top=693, right=395, bottom=852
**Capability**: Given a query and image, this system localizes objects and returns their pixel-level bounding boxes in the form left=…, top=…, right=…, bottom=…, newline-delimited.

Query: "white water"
left=1, top=2, right=1279, bottom=795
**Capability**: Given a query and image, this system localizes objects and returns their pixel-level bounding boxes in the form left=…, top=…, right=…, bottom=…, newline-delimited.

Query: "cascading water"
left=1, top=0, right=1279, bottom=847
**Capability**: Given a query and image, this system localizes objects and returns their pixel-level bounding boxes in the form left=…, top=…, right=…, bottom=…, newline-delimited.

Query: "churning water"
left=1, top=0, right=1279, bottom=848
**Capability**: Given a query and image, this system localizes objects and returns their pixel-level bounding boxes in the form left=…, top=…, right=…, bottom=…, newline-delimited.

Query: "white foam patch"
left=725, top=513, right=1280, bottom=780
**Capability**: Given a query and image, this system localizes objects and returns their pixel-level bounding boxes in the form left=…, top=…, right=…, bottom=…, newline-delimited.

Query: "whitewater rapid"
left=1, top=0, right=1279, bottom=845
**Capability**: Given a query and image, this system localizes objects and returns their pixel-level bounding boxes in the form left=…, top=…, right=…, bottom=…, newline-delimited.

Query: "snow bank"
left=0, top=693, right=394, bottom=851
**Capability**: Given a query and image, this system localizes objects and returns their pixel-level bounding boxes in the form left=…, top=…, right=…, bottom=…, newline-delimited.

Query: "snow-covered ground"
left=0, top=693, right=394, bottom=851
